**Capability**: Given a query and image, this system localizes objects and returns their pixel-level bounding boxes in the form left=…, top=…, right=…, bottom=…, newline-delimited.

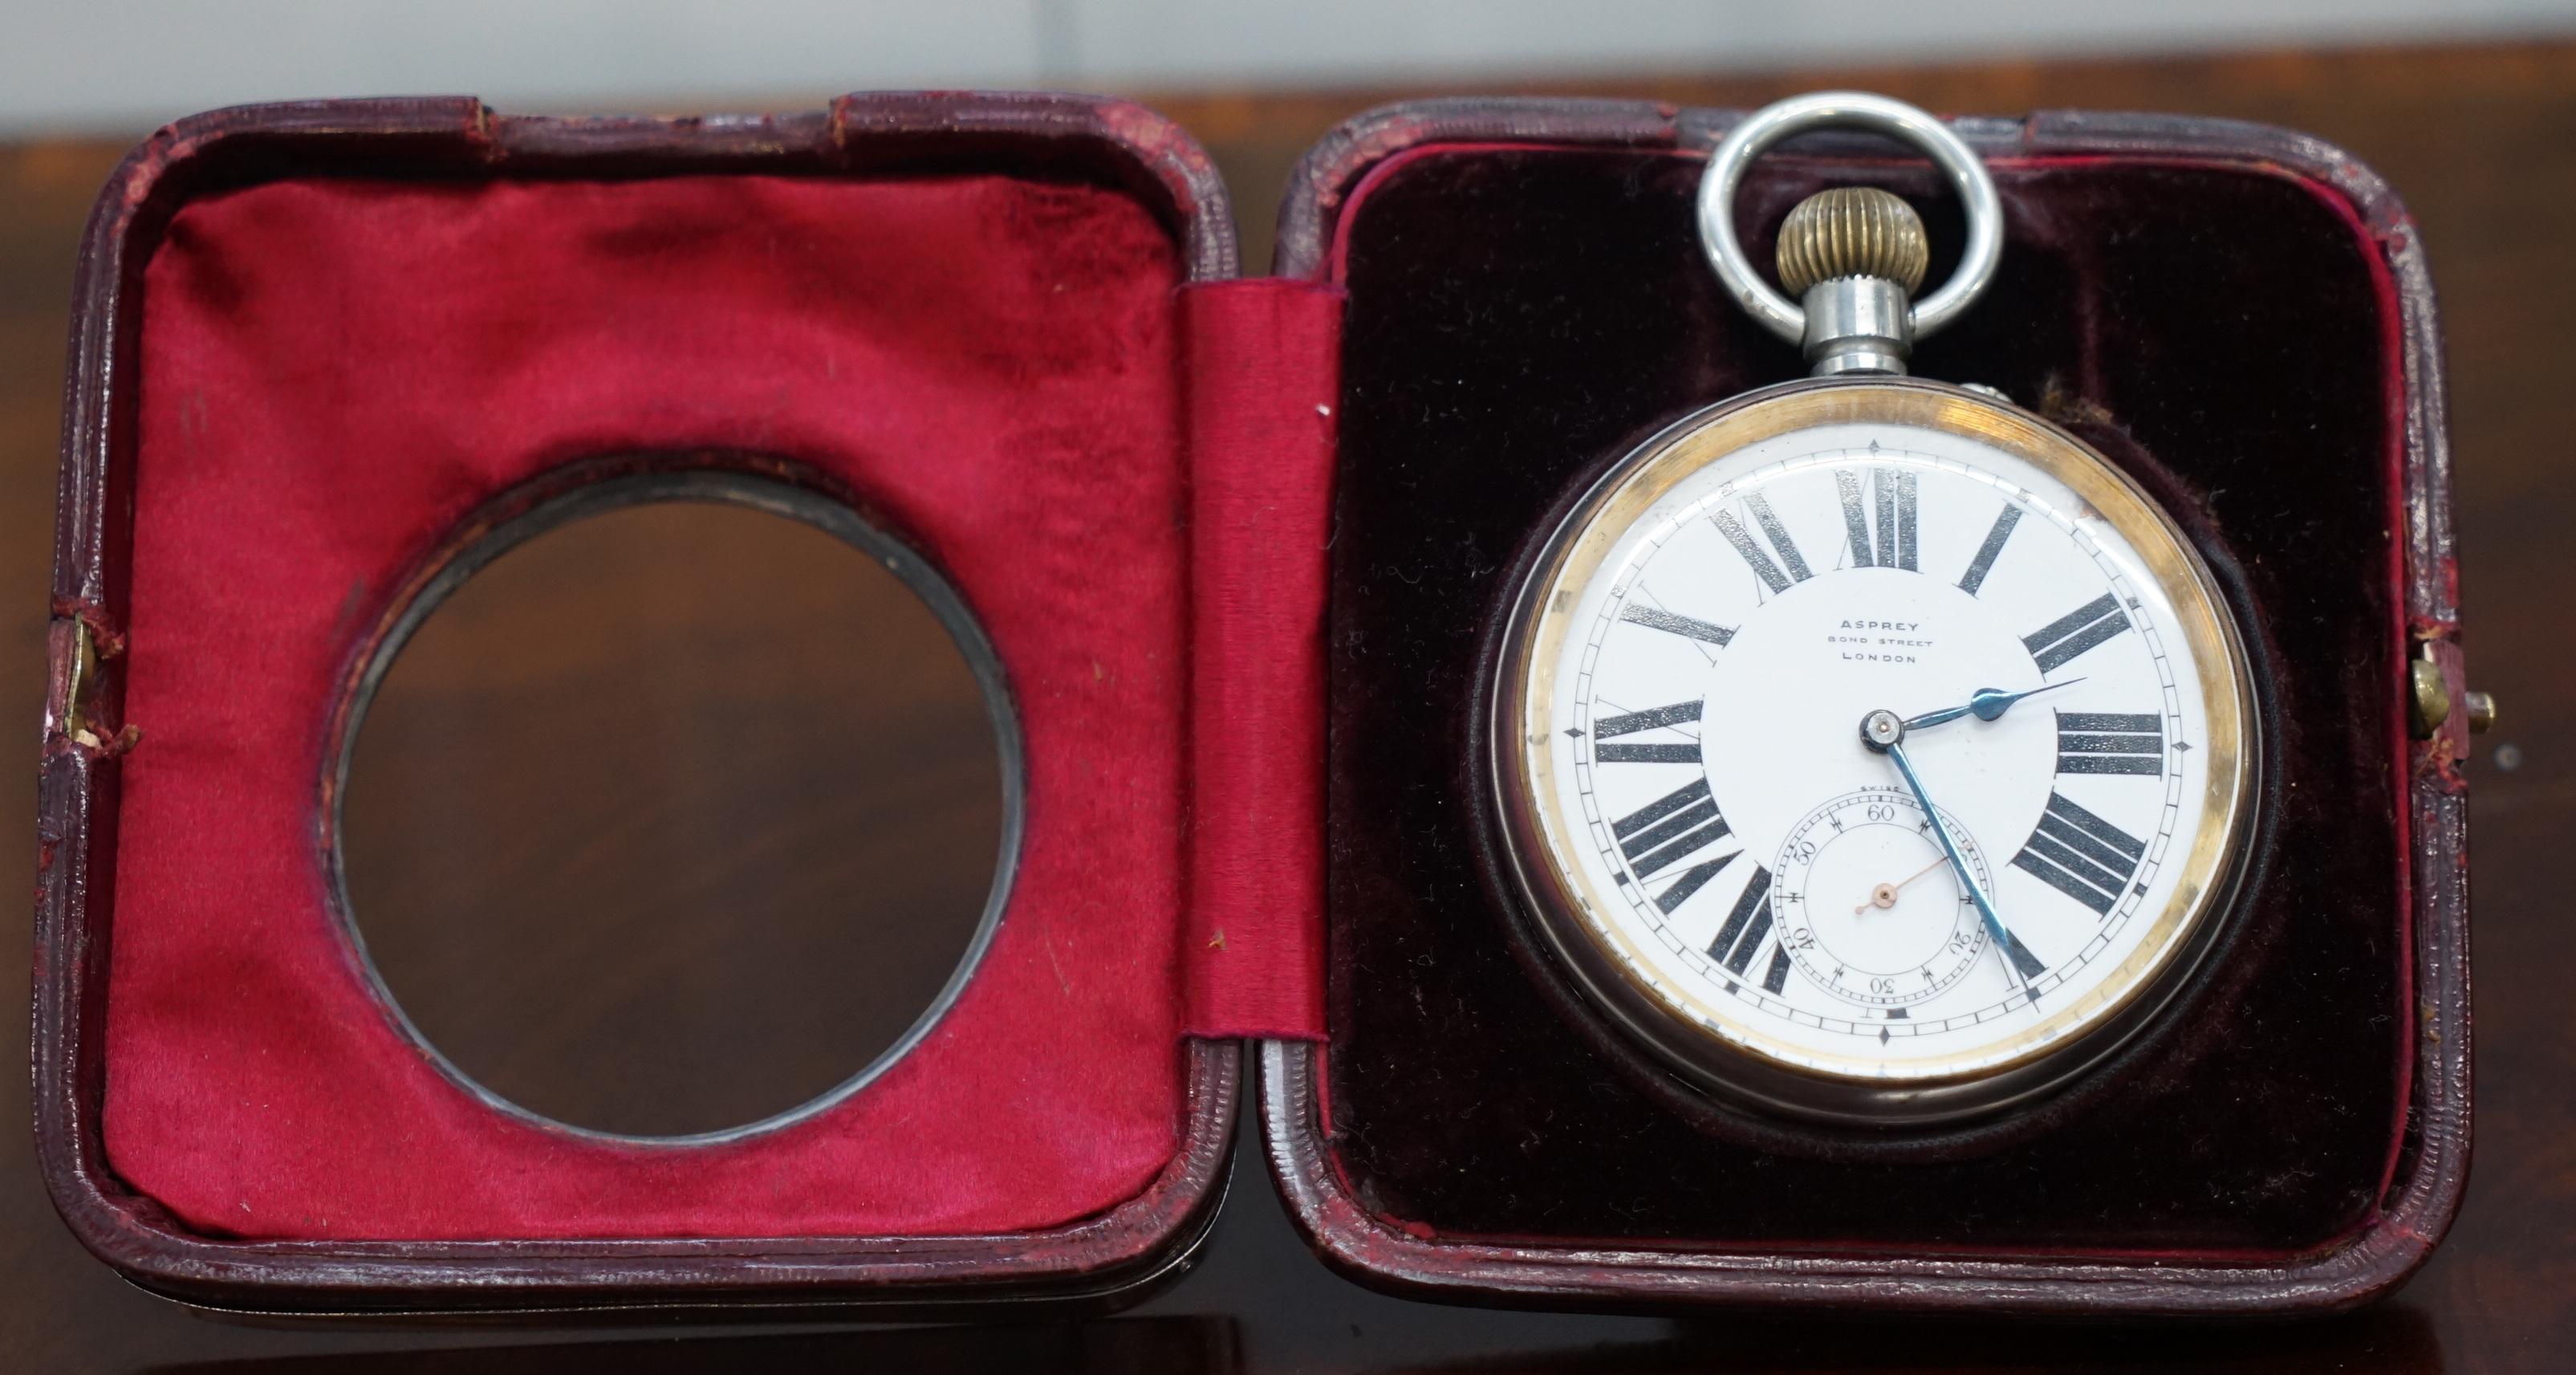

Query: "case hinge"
left=1180, top=279, right=1343, bottom=1043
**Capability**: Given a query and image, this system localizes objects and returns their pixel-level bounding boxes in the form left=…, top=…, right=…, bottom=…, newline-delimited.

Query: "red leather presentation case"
left=35, top=91, right=2469, bottom=1320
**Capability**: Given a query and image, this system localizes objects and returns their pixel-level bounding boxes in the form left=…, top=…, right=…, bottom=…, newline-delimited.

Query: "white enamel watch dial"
left=1493, top=380, right=2256, bottom=1124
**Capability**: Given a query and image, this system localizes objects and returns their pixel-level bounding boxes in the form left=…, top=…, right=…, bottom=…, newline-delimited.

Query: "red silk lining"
left=1182, top=281, right=1342, bottom=1040
left=107, top=173, right=1195, bottom=1241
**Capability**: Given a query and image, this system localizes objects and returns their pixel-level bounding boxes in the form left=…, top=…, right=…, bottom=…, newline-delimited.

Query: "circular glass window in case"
left=335, top=467, right=1020, bottom=1141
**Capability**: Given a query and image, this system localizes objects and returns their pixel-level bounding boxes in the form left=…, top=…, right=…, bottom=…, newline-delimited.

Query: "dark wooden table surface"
left=3, top=42, right=2570, bottom=1373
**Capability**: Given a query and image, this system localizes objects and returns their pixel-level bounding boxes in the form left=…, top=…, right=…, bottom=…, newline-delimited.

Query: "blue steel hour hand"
left=1902, top=678, right=2085, bottom=733
left=1859, top=709, right=2036, bottom=1000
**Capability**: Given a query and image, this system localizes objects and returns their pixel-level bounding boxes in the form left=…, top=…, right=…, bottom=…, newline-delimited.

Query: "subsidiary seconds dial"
left=1494, top=380, right=2256, bottom=1125
left=1769, top=788, right=1991, bottom=1011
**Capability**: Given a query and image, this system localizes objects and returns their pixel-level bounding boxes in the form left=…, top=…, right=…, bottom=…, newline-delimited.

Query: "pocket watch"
left=1490, top=93, right=2258, bottom=1126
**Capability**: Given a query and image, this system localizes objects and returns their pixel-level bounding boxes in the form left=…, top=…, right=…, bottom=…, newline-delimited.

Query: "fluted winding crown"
left=1775, top=187, right=1928, bottom=295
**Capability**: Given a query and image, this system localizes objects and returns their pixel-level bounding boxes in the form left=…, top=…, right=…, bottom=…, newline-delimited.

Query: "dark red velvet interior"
left=1320, top=145, right=2410, bottom=1257
left=109, top=171, right=1193, bottom=1240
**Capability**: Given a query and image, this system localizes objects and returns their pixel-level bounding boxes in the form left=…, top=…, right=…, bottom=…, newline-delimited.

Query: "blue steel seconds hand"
left=1859, top=708, right=2037, bottom=1002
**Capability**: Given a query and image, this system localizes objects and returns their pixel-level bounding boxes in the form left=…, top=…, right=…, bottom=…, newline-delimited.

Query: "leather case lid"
left=39, top=91, right=1245, bottom=1313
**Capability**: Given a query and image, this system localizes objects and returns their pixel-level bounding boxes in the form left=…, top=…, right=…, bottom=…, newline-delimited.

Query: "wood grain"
left=3, top=39, right=2569, bottom=1371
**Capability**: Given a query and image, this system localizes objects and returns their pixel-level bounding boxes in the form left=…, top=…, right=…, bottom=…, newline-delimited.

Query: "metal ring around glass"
left=1696, top=91, right=2004, bottom=347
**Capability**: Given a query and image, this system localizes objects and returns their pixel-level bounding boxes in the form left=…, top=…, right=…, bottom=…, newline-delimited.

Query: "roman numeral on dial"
left=2001, top=929, right=2050, bottom=981
left=2024, top=592, right=2131, bottom=672
left=2057, top=711, right=2164, bottom=776
left=1957, top=503, right=2021, bottom=596
left=1618, top=604, right=1735, bottom=646
left=2010, top=791, right=2149, bottom=917
left=1611, top=779, right=1735, bottom=888
left=1591, top=694, right=1703, bottom=763
left=1595, top=699, right=1701, bottom=738
left=1704, top=865, right=1791, bottom=993
left=1835, top=467, right=1918, bottom=571
left=1596, top=741, right=1701, bottom=763
left=1652, top=851, right=1738, bottom=916
left=1713, top=492, right=1811, bottom=595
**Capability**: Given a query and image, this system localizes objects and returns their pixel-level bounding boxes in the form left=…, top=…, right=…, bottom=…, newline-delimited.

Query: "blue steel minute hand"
left=1859, top=710, right=2037, bottom=1001
left=1902, top=677, right=2084, bottom=733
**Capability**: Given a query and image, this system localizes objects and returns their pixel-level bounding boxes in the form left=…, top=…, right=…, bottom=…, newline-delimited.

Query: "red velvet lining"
left=1181, top=280, right=1342, bottom=1041
left=108, top=172, right=1194, bottom=1241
